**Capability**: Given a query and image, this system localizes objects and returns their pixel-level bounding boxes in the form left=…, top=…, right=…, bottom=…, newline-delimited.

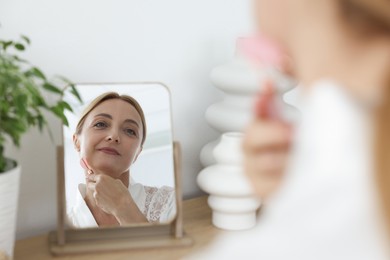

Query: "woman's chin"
left=93, top=164, right=126, bottom=177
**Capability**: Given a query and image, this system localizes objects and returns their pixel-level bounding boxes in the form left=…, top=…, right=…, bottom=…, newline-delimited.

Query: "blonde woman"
left=67, top=92, right=175, bottom=228
left=192, top=0, right=390, bottom=259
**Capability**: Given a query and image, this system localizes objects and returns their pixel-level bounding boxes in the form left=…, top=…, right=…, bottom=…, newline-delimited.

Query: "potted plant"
left=0, top=35, right=81, bottom=259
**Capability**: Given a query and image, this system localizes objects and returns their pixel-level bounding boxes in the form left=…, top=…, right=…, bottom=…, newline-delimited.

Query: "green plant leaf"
left=14, top=95, right=28, bottom=117
left=21, top=35, right=31, bottom=45
left=12, top=55, right=28, bottom=63
left=30, top=67, right=46, bottom=80
left=0, top=145, right=5, bottom=171
left=56, top=76, right=72, bottom=84
left=50, top=104, right=69, bottom=126
left=36, top=114, right=46, bottom=131
left=69, top=84, right=82, bottom=103
left=42, top=82, right=62, bottom=94
left=58, top=100, right=73, bottom=112
left=56, top=77, right=82, bottom=103
left=14, top=43, right=25, bottom=51
left=0, top=34, right=82, bottom=172
left=2, top=41, right=13, bottom=50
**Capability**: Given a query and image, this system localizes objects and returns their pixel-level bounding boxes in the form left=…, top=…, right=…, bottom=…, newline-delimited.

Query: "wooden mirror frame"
left=49, top=83, right=192, bottom=255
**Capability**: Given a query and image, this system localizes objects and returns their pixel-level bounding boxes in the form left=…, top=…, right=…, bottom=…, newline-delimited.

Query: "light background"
left=1, top=0, right=253, bottom=239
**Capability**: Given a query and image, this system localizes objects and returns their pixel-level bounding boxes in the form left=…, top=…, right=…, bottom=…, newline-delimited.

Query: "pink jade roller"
left=238, top=35, right=295, bottom=120
left=237, top=35, right=284, bottom=69
left=80, top=158, right=93, bottom=175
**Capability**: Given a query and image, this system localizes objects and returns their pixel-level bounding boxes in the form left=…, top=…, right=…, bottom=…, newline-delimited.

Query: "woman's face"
left=73, top=99, right=143, bottom=178
left=253, top=0, right=291, bottom=42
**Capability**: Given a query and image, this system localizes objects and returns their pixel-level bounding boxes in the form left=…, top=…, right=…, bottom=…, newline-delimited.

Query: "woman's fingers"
left=255, top=80, right=276, bottom=119
left=243, top=120, right=291, bottom=153
left=87, top=173, right=98, bottom=182
left=244, top=75, right=295, bottom=199
left=87, top=175, right=110, bottom=210
left=247, top=149, right=288, bottom=173
left=87, top=174, right=112, bottom=192
left=86, top=174, right=131, bottom=215
left=87, top=181, right=96, bottom=195
left=245, top=149, right=287, bottom=184
left=246, top=169, right=284, bottom=198
left=86, top=175, right=105, bottom=202
left=244, top=149, right=288, bottom=199
left=243, top=98, right=292, bottom=199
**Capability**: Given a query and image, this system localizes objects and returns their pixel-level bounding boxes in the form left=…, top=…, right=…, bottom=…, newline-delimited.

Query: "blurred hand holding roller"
left=242, top=35, right=294, bottom=199
left=239, top=35, right=297, bottom=122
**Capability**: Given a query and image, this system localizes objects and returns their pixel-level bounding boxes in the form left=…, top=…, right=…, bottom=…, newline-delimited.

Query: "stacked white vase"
left=198, top=132, right=261, bottom=230
left=198, top=38, right=295, bottom=230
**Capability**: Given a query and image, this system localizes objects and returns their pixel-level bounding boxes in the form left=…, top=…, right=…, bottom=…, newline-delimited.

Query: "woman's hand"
left=87, top=174, right=147, bottom=224
left=243, top=81, right=292, bottom=199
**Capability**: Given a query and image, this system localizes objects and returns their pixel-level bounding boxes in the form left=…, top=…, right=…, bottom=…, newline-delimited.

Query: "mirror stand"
left=49, top=142, right=193, bottom=256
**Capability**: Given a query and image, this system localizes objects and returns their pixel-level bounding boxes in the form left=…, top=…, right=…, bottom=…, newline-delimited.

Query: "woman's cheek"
left=126, top=145, right=140, bottom=166
left=77, top=135, right=87, bottom=158
left=254, top=0, right=288, bottom=40
left=125, top=149, right=136, bottom=166
left=80, top=132, right=99, bottom=162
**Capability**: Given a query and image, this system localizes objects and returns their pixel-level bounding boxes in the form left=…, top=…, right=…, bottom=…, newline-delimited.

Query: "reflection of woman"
left=67, top=92, right=175, bottom=228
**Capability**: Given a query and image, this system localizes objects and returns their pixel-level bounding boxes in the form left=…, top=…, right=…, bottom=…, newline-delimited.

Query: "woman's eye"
left=93, top=121, right=107, bottom=128
left=125, top=128, right=137, bottom=136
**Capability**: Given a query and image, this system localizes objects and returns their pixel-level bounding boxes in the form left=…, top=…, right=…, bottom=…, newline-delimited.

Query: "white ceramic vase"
left=200, top=37, right=296, bottom=167
left=197, top=133, right=261, bottom=231
left=0, top=161, right=21, bottom=259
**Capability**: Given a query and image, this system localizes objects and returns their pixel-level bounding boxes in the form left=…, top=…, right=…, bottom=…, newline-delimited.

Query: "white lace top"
left=66, top=180, right=176, bottom=228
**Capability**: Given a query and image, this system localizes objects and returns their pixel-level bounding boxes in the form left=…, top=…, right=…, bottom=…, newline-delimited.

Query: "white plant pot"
left=0, top=161, right=21, bottom=259
left=197, top=133, right=261, bottom=231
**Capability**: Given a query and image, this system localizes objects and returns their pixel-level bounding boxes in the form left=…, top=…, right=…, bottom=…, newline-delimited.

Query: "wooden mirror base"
left=48, top=229, right=193, bottom=255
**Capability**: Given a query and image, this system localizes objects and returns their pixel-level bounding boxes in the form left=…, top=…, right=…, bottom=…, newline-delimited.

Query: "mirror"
left=63, top=82, right=176, bottom=228
left=50, top=83, right=191, bottom=255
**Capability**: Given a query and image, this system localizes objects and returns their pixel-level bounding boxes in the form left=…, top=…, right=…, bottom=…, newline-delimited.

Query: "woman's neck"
left=120, top=171, right=130, bottom=188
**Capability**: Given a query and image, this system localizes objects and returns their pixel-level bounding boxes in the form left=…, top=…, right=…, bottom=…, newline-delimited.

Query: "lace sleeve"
left=143, top=186, right=175, bottom=223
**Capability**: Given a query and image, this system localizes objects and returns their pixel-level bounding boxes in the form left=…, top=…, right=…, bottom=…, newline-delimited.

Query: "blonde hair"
left=75, top=92, right=147, bottom=146
left=339, top=0, right=390, bottom=234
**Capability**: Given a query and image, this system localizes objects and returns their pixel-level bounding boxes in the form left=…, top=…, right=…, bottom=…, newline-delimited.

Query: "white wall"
left=0, top=0, right=253, bottom=239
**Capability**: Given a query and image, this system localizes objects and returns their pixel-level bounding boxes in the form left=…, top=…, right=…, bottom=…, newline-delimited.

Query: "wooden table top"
left=14, top=196, right=223, bottom=260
